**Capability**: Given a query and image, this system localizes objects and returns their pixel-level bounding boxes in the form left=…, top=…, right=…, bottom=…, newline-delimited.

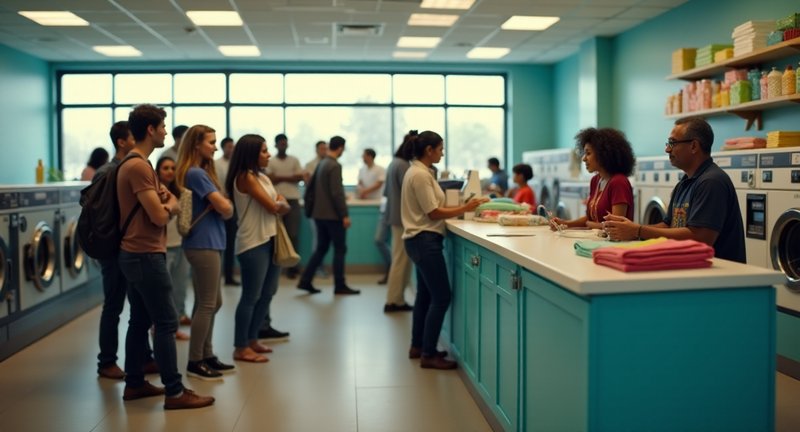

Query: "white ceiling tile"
left=567, top=6, right=627, bottom=19
left=484, top=30, right=533, bottom=47
left=616, top=7, right=670, bottom=20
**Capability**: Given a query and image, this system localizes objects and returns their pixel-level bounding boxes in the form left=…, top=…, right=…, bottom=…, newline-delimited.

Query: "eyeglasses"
left=665, top=138, right=694, bottom=149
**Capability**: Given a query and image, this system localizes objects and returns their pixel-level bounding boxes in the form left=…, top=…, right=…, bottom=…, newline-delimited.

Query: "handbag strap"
left=189, top=206, right=213, bottom=231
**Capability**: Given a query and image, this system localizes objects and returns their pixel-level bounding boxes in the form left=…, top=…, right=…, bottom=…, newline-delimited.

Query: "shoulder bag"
left=177, top=187, right=212, bottom=237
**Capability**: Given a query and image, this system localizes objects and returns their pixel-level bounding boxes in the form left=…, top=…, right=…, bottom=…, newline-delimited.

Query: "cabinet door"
left=478, top=249, right=520, bottom=432
left=520, top=269, right=589, bottom=432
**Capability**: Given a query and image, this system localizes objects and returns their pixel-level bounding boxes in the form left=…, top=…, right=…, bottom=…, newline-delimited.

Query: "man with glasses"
left=603, top=117, right=745, bottom=263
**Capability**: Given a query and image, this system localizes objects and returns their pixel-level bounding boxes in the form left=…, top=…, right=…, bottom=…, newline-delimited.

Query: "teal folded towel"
left=574, top=240, right=618, bottom=258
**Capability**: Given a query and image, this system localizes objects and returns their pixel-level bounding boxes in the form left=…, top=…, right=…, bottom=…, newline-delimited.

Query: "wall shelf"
left=666, top=93, right=800, bottom=130
left=666, top=38, right=800, bottom=81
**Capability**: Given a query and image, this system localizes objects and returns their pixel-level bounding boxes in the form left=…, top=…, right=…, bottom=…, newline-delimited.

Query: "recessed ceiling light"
left=393, top=51, right=429, bottom=59
left=420, top=0, right=476, bottom=10
left=186, top=10, right=243, bottom=26
left=408, top=13, right=459, bottom=27
left=18, top=11, right=89, bottom=26
left=92, top=45, right=142, bottom=57
left=466, top=47, right=510, bottom=59
left=501, top=16, right=560, bottom=31
left=218, top=45, right=261, bottom=57
left=397, top=36, right=441, bottom=48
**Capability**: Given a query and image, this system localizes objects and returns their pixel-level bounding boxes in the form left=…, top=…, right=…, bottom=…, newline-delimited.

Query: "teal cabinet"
left=446, top=232, right=776, bottom=432
left=297, top=205, right=385, bottom=266
left=520, top=270, right=588, bottom=432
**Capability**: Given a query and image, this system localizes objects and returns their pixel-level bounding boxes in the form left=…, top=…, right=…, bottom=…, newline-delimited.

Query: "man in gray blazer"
left=298, top=136, right=359, bottom=295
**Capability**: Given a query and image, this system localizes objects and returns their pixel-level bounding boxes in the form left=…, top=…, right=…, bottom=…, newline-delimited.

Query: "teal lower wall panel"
left=777, top=311, right=800, bottom=363
left=297, top=205, right=384, bottom=266
left=588, top=288, right=775, bottom=432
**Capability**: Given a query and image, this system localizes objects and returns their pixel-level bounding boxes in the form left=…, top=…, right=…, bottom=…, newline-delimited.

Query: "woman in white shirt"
left=225, top=134, right=290, bottom=363
left=400, top=131, right=486, bottom=370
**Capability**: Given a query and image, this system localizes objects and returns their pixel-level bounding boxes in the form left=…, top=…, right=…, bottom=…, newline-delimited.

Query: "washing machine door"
left=770, top=208, right=800, bottom=291
left=539, top=185, right=551, bottom=210
left=555, top=200, right=570, bottom=220
left=63, top=217, right=85, bottom=277
left=25, top=221, right=56, bottom=291
left=643, top=197, right=667, bottom=225
left=0, top=236, right=9, bottom=300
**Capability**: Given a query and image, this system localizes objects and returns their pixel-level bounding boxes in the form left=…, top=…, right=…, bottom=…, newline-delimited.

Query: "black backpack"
left=77, top=154, right=143, bottom=259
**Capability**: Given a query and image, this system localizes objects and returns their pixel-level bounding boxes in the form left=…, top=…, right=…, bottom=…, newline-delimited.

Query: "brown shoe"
left=420, top=356, right=457, bottom=370
left=179, top=315, right=192, bottom=326
left=98, top=364, right=125, bottom=380
left=123, top=381, right=166, bottom=401
left=143, top=360, right=159, bottom=375
left=408, top=347, right=448, bottom=359
left=164, top=389, right=215, bottom=410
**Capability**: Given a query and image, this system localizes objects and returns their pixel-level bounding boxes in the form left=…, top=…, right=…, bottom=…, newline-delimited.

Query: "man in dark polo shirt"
left=604, top=117, right=746, bottom=263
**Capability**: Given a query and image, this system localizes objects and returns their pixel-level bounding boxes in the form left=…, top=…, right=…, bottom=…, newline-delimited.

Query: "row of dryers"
left=0, top=183, right=99, bottom=337
left=636, top=148, right=800, bottom=314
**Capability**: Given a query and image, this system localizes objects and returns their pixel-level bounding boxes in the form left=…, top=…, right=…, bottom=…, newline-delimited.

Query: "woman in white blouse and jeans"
left=225, top=134, right=290, bottom=363
left=400, top=131, right=486, bottom=370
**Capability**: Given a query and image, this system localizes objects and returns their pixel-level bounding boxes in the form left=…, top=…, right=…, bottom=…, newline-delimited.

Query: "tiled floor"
left=0, top=274, right=798, bottom=432
left=0, top=275, right=490, bottom=432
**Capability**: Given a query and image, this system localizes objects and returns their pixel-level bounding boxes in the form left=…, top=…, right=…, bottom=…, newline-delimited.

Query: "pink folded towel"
left=592, top=239, right=714, bottom=272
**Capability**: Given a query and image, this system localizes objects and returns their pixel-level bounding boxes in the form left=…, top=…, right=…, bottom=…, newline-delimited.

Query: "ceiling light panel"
left=501, top=16, right=560, bottom=31
left=420, top=0, right=476, bottom=10
left=466, top=47, right=509, bottom=59
left=18, top=11, right=89, bottom=26
left=186, top=11, right=243, bottom=26
left=218, top=45, right=261, bottom=57
left=92, top=45, right=142, bottom=57
left=397, top=36, right=441, bottom=48
left=393, top=51, right=429, bottom=59
left=408, top=13, right=460, bottom=27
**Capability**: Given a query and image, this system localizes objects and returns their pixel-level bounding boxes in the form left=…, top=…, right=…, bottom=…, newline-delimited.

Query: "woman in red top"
left=509, top=163, right=536, bottom=207
left=551, top=128, right=635, bottom=230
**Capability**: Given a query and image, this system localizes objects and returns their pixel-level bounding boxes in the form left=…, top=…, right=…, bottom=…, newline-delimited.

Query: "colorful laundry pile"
left=722, top=136, right=767, bottom=150
left=590, top=238, right=715, bottom=272
left=767, top=131, right=800, bottom=148
left=732, top=20, right=774, bottom=56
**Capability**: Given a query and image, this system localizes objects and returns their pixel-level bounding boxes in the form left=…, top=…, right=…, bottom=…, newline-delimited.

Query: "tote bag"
left=273, top=216, right=300, bottom=267
left=177, top=187, right=212, bottom=237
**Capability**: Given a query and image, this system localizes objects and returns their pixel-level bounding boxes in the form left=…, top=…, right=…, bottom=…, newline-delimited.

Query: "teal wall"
left=554, top=55, right=579, bottom=149
left=0, top=44, right=52, bottom=184
left=612, top=0, right=800, bottom=157
left=505, top=64, right=555, bottom=163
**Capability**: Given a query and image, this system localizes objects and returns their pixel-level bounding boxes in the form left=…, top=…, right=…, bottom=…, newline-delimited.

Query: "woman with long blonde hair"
left=175, top=124, right=236, bottom=381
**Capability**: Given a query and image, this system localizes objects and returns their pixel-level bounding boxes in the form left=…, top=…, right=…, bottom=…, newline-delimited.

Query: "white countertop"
left=446, top=220, right=787, bottom=296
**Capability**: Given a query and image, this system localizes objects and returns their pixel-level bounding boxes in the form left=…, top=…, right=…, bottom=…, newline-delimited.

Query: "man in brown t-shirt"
left=116, top=104, right=214, bottom=410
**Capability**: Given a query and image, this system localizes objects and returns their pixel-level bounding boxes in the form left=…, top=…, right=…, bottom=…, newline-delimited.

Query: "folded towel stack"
left=732, top=20, right=774, bottom=56
left=591, top=238, right=715, bottom=272
left=574, top=238, right=667, bottom=258
left=722, top=136, right=767, bottom=150
left=696, top=44, right=733, bottom=67
left=767, top=131, right=800, bottom=148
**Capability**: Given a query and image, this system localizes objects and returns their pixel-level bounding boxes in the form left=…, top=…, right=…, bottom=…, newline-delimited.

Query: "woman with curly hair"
left=551, top=127, right=636, bottom=230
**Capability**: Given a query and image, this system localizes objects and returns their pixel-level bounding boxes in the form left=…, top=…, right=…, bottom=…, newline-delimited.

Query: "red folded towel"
left=592, top=239, right=714, bottom=272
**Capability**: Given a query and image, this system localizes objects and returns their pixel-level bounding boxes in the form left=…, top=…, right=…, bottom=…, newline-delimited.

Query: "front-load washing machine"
left=0, top=190, right=20, bottom=321
left=557, top=181, right=588, bottom=221
left=757, top=149, right=800, bottom=314
left=713, top=150, right=763, bottom=267
left=16, top=189, right=61, bottom=311
left=58, top=187, right=87, bottom=292
left=635, top=156, right=679, bottom=225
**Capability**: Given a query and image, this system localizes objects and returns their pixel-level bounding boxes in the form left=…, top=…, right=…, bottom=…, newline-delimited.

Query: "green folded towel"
left=574, top=240, right=618, bottom=258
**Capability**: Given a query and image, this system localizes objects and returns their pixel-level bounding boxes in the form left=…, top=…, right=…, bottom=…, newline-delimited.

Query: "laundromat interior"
left=1, top=0, right=800, bottom=431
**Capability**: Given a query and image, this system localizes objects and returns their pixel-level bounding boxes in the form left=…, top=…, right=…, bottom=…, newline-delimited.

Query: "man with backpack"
left=116, top=104, right=214, bottom=409
left=94, top=121, right=159, bottom=380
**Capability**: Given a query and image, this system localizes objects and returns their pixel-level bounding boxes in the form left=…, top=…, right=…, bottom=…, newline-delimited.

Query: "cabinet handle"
left=470, top=255, right=480, bottom=267
left=510, top=274, right=521, bottom=291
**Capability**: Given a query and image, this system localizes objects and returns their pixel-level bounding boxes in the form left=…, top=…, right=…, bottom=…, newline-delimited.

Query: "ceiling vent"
left=335, top=23, right=384, bottom=37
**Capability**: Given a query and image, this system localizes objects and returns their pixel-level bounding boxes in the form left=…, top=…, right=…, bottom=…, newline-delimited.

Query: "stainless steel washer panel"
left=771, top=208, right=800, bottom=291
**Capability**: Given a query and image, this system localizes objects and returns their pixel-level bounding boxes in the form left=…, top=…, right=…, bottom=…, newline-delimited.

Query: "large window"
left=58, top=72, right=506, bottom=183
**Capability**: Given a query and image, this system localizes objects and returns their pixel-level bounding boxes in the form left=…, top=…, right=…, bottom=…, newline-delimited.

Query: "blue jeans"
left=374, top=217, right=391, bottom=273
left=235, top=239, right=281, bottom=347
left=97, top=257, right=152, bottom=368
left=405, top=231, right=451, bottom=357
left=300, top=219, right=348, bottom=289
left=118, top=251, right=183, bottom=397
